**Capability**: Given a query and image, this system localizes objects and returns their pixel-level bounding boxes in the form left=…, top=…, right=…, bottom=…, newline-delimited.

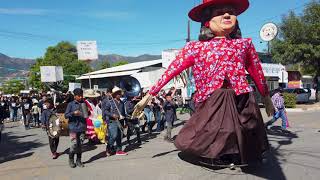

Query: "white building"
left=261, top=63, right=288, bottom=90
left=162, top=49, right=180, bottom=68
left=77, top=59, right=175, bottom=92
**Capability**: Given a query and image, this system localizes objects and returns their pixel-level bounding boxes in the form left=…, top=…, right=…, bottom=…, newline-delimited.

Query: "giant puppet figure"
left=148, top=0, right=275, bottom=166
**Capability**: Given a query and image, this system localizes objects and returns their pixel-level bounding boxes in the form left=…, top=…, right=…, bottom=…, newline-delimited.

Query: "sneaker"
left=76, top=160, right=85, bottom=168
left=52, top=152, right=59, bottom=159
left=106, top=150, right=113, bottom=157
left=69, top=159, right=76, bottom=168
left=115, top=151, right=128, bottom=156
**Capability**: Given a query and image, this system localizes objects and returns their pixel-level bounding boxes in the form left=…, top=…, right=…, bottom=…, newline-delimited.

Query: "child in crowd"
left=31, top=102, right=41, bottom=127
left=41, top=98, right=60, bottom=159
left=163, top=93, right=177, bottom=143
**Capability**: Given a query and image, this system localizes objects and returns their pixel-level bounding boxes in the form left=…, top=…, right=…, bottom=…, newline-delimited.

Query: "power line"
left=0, top=28, right=185, bottom=47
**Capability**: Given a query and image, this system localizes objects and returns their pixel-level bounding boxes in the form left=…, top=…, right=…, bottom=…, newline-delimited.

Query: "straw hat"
left=83, top=89, right=100, bottom=98
left=112, top=86, right=123, bottom=96
left=188, top=0, right=249, bottom=22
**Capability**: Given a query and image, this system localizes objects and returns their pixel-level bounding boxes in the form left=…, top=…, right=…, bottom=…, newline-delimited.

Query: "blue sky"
left=0, top=0, right=312, bottom=59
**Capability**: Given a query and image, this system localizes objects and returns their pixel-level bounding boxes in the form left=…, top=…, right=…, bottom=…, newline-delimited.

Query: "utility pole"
left=186, top=20, right=191, bottom=42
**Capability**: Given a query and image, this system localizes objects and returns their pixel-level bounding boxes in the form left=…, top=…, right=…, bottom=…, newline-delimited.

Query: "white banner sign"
left=40, top=66, right=64, bottom=82
left=77, top=41, right=98, bottom=60
left=69, top=83, right=82, bottom=92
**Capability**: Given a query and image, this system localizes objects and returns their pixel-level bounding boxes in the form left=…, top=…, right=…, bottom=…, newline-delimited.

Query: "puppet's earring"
left=205, top=21, right=210, bottom=27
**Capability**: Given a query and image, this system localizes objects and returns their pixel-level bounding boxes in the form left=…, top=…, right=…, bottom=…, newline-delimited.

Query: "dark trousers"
left=33, top=114, right=39, bottom=126
left=126, top=119, right=141, bottom=143
left=107, top=120, right=123, bottom=152
left=23, top=112, right=31, bottom=127
left=142, top=121, right=156, bottom=134
left=69, top=132, right=85, bottom=154
left=12, top=110, right=18, bottom=121
left=48, top=136, right=59, bottom=153
left=0, top=120, right=3, bottom=142
left=165, top=121, right=173, bottom=139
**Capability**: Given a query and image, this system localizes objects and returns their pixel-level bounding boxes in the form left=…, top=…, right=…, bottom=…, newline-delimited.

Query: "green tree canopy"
left=95, top=59, right=111, bottom=70
left=0, top=79, right=25, bottom=95
left=271, top=1, right=320, bottom=76
left=112, top=60, right=129, bottom=67
left=29, top=41, right=91, bottom=91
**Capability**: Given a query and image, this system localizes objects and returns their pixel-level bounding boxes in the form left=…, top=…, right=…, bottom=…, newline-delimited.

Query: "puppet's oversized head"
left=189, top=0, right=249, bottom=38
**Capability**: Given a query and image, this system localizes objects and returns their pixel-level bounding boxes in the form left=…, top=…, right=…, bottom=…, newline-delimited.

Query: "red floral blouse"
left=149, top=38, right=269, bottom=103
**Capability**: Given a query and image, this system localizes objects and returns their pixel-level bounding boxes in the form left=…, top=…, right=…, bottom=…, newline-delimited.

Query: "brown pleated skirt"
left=174, top=88, right=269, bottom=164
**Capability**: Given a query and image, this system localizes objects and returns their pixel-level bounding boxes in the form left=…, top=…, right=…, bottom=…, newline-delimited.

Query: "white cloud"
left=0, top=8, right=50, bottom=15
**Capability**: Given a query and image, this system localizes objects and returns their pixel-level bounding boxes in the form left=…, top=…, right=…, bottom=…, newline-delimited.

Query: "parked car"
left=303, top=88, right=312, bottom=98
left=283, top=88, right=310, bottom=103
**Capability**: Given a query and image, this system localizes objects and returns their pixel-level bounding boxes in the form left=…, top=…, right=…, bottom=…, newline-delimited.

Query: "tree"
left=271, top=1, right=320, bottom=100
left=96, top=59, right=111, bottom=70
left=0, top=79, right=25, bottom=94
left=271, top=1, right=320, bottom=73
left=112, top=60, right=129, bottom=67
left=29, top=41, right=91, bottom=91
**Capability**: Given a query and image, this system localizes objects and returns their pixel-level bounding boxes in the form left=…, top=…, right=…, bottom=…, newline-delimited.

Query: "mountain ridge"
left=0, top=53, right=161, bottom=80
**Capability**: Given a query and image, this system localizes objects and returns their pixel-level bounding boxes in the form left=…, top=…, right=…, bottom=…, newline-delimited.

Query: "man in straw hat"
left=102, top=86, right=128, bottom=156
left=148, top=0, right=274, bottom=167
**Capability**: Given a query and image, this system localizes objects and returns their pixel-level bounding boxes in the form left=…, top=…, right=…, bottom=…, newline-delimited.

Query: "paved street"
left=1, top=110, right=320, bottom=180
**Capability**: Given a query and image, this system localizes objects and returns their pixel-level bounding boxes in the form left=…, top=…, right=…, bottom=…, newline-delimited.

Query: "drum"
left=57, top=113, right=69, bottom=136
left=47, top=113, right=69, bottom=138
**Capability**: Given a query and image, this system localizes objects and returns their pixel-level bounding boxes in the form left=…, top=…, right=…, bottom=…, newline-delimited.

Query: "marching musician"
left=40, top=98, right=60, bottom=159
left=125, top=96, right=142, bottom=145
left=102, top=86, right=128, bottom=156
left=64, top=88, right=86, bottom=168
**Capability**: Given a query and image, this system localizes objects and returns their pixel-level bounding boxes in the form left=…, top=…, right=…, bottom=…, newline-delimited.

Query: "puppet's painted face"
left=209, top=6, right=237, bottom=37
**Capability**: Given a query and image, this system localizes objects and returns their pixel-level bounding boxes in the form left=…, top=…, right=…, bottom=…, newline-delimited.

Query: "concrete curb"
left=286, top=107, right=320, bottom=112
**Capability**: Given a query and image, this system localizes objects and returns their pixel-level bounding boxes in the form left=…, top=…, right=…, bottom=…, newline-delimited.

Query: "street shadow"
left=0, top=152, right=34, bottom=164
left=152, top=149, right=179, bottom=158
left=240, top=127, right=299, bottom=179
left=267, top=126, right=298, bottom=138
left=82, top=143, right=98, bottom=153
left=84, top=151, right=106, bottom=164
left=122, top=132, right=160, bottom=153
left=59, top=148, right=70, bottom=156
left=173, top=121, right=186, bottom=128
left=0, top=132, right=45, bottom=164
left=123, top=143, right=142, bottom=152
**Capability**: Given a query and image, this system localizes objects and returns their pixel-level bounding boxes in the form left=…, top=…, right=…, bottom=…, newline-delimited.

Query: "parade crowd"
left=0, top=86, right=194, bottom=168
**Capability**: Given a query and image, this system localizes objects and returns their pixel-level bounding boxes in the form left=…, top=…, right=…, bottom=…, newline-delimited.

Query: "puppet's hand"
left=264, top=96, right=275, bottom=117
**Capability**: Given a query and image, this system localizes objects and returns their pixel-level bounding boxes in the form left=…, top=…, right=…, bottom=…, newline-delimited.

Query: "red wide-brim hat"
left=188, top=0, right=249, bottom=22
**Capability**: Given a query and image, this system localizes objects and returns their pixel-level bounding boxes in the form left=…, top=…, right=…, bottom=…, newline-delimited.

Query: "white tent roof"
left=84, top=59, right=163, bottom=76
left=77, top=70, right=140, bottom=80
